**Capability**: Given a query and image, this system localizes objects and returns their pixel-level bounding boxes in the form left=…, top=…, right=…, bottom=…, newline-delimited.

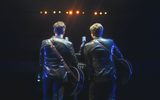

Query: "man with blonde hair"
left=84, top=23, right=124, bottom=100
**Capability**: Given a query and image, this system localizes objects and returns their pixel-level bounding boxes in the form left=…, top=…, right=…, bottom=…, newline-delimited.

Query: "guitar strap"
left=48, top=39, right=78, bottom=80
left=94, top=39, right=119, bottom=60
left=94, top=39, right=133, bottom=81
left=94, top=39, right=132, bottom=66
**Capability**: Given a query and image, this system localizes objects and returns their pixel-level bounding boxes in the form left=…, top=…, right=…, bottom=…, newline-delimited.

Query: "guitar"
left=94, top=39, right=133, bottom=85
left=48, top=39, right=85, bottom=96
left=114, top=58, right=133, bottom=85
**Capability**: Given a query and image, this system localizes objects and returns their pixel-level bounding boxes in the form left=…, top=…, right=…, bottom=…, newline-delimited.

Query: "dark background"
left=0, top=0, right=160, bottom=100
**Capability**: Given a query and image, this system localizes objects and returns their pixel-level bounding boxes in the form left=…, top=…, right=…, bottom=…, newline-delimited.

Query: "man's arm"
left=38, top=41, right=46, bottom=82
left=84, top=45, right=89, bottom=66
left=84, top=45, right=94, bottom=81
left=112, top=42, right=123, bottom=59
left=39, top=40, right=47, bottom=69
left=67, top=43, right=78, bottom=67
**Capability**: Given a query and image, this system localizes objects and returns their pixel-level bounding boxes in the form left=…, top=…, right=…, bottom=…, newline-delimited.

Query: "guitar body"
left=64, top=67, right=85, bottom=96
left=115, top=59, right=133, bottom=85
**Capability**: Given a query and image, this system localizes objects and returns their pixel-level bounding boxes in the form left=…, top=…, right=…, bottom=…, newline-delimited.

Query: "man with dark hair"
left=39, top=21, right=78, bottom=100
left=84, top=23, right=124, bottom=100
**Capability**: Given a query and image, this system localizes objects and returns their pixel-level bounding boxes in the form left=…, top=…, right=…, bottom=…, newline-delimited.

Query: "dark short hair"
left=89, top=23, right=104, bottom=37
left=53, top=21, right=66, bottom=35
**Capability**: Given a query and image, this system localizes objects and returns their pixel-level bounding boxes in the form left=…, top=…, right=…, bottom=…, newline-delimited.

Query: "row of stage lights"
left=40, top=10, right=108, bottom=16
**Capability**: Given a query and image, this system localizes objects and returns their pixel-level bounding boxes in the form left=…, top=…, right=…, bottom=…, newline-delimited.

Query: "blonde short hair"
left=89, top=23, right=104, bottom=37
left=53, top=21, right=66, bottom=35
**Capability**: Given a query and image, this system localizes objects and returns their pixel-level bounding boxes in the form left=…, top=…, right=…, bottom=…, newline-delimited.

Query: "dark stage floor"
left=0, top=60, right=159, bottom=100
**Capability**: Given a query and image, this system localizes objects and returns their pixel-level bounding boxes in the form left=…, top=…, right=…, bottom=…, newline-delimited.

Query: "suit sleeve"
left=39, top=40, right=46, bottom=73
left=84, top=45, right=90, bottom=66
left=84, top=45, right=94, bottom=80
left=39, top=47, right=43, bottom=68
left=67, top=43, right=78, bottom=67
left=112, top=41, right=123, bottom=59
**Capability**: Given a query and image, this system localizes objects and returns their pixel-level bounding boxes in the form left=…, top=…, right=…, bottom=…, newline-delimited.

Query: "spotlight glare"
left=44, top=11, right=48, bottom=14
left=40, top=11, right=43, bottom=14
left=94, top=12, right=98, bottom=15
left=58, top=11, right=61, bottom=14
left=53, top=11, right=56, bottom=14
left=76, top=10, right=80, bottom=14
left=66, top=11, right=69, bottom=14
left=100, top=12, right=103, bottom=15
left=104, top=12, right=107, bottom=15
left=69, top=10, right=73, bottom=15
left=82, top=12, right=85, bottom=14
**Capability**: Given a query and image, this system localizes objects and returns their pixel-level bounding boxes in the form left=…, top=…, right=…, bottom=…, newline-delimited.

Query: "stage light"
left=69, top=10, right=73, bottom=15
left=94, top=12, right=98, bottom=15
left=82, top=12, right=85, bottom=14
left=66, top=11, right=69, bottom=14
left=53, top=11, right=56, bottom=14
left=76, top=10, right=80, bottom=14
left=44, top=11, right=48, bottom=14
left=99, top=12, right=103, bottom=15
left=104, top=12, right=107, bottom=15
left=40, top=11, right=43, bottom=14
left=58, top=11, right=61, bottom=14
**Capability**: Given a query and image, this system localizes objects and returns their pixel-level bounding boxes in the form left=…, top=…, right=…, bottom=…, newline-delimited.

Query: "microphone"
left=79, top=36, right=86, bottom=62
left=82, top=36, right=86, bottom=43
left=80, top=36, right=86, bottom=51
left=65, top=37, right=69, bottom=41
left=37, top=74, right=41, bottom=82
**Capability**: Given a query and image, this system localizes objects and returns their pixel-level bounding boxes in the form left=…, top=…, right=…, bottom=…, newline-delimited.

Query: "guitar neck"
left=61, top=60, right=78, bottom=80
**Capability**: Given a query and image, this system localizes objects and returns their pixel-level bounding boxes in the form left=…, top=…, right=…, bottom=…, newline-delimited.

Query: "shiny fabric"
left=40, top=36, right=78, bottom=78
left=39, top=36, right=78, bottom=100
left=84, top=37, right=123, bottom=79
left=84, top=37, right=123, bottom=100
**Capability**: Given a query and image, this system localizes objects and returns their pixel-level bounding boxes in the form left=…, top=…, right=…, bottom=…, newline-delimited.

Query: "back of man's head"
left=90, top=23, right=104, bottom=37
left=53, top=21, right=66, bottom=35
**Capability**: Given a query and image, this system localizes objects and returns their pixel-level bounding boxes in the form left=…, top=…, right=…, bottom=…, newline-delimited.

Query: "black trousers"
left=42, top=76, right=75, bottom=100
left=42, top=76, right=62, bottom=100
left=89, top=76, right=116, bottom=100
